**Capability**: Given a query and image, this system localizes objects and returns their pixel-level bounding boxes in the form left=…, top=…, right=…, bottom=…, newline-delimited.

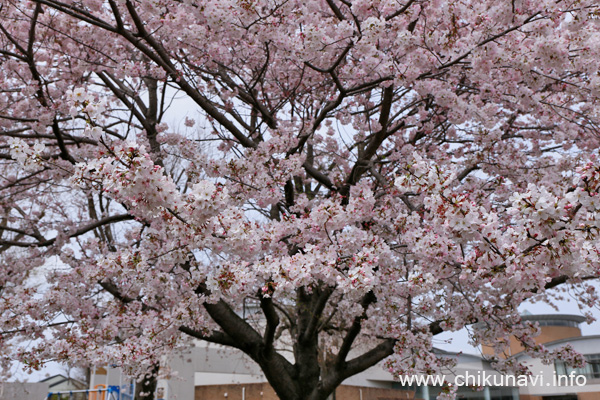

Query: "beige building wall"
left=513, top=392, right=600, bottom=400
left=482, top=325, right=582, bottom=357
left=195, top=383, right=419, bottom=400
left=335, top=385, right=418, bottom=400
left=195, top=383, right=278, bottom=400
left=577, top=392, right=600, bottom=400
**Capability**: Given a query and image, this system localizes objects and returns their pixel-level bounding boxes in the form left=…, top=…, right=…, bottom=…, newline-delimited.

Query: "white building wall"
left=516, top=336, right=600, bottom=396
left=0, top=382, right=49, bottom=400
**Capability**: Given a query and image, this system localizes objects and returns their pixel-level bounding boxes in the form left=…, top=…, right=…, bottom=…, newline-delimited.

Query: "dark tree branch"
left=385, top=0, right=417, bottom=21
left=178, top=326, right=239, bottom=348
left=335, top=291, right=376, bottom=366
left=341, top=86, right=398, bottom=201
left=0, top=214, right=134, bottom=247
left=260, top=295, right=280, bottom=354
left=325, top=0, right=345, bottom=20
left=302, top=286, right=334, bottom=343
left=340, top=339, right=395, bottom=380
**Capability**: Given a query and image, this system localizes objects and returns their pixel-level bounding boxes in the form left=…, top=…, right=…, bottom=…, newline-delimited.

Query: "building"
left=41, top=374, right=87, bottom=393
left=0, top=381, right=49, bottom=400
left=508, top=315, right=600, bottom=400
left=90, top=313, right=600, bottom=400
left=0, top=374, right=87, bottom=400
left=94, top=344, right=519, bottom=400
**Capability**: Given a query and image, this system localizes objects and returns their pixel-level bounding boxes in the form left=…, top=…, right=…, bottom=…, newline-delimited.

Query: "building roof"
left=433, top=347, right=484, bottom=360
left=39, top=375, right=68, bottom=385
left=520, top=314, right=587, bottom=324
left=511, top=334, right=600, bottom=359
left=474, top=313, right=586, bottom=331
left=39, top=375, right=86, bottom=389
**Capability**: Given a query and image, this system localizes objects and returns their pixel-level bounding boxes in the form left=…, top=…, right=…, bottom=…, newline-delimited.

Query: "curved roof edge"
left=512, top=334, right=600, bottom=358
left=521, top=314, right=587, bottom=323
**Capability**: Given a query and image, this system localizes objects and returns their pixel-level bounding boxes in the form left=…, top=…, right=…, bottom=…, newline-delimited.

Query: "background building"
left=0, top=374, right=86, bottom=400
left=94, top=345, right=518, bottom=400
left=89, top=313, right=600, bottom=400
left=508, top=315, right=600, bottom=400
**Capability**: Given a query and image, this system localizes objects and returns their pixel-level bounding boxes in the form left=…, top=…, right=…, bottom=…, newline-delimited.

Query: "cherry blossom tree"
left=1, top=0, right=600, bottom=399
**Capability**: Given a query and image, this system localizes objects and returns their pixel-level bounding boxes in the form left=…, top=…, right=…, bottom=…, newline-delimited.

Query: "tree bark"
left=134, top=364, right=159, bottom=400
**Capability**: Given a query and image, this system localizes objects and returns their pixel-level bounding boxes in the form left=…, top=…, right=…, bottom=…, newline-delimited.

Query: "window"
left=555, top=353, right=600, bottom=382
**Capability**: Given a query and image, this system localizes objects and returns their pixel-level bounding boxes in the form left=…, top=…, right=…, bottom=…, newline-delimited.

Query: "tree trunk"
left=134, top=365, right=159, bottom=400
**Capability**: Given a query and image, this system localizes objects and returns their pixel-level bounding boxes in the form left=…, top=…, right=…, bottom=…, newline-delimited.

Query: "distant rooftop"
left=474, top=313, right=586, bottom=330
left=521, top=314, right=586, bottom=324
